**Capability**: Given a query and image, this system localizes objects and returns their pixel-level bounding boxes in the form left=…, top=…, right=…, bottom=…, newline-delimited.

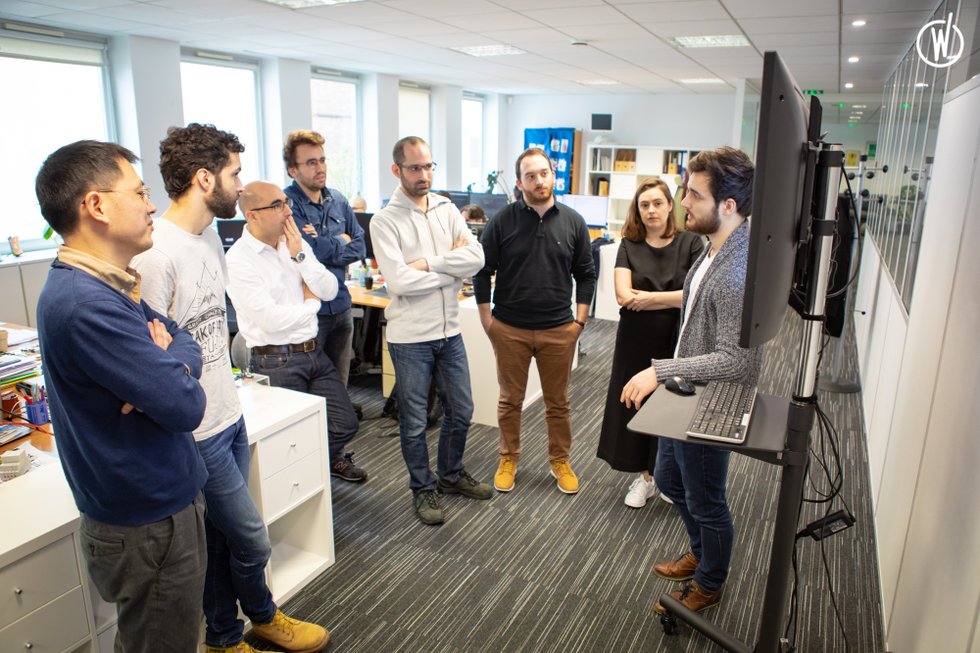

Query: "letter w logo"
left=916, top=13, right=964, bottom=68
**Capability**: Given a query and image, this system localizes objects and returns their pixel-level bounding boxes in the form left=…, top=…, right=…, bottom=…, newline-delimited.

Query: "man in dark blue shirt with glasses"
left=282, top=130, right=365, bottom=387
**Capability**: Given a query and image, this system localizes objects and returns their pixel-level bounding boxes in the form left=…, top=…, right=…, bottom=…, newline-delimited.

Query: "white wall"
left=854, top=76, right=980, bottom=652
left=502, top=92, right=735, bottom=176
left=260, top=58, right=313, bottom=188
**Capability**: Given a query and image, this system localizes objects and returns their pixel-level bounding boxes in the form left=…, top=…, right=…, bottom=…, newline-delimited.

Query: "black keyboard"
left=685, top=381, right=757, bottom=444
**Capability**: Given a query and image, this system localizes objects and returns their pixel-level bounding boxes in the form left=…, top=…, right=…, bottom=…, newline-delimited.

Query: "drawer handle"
left=14, top=586, right=23, bottom=595
left=25, top=643, right=34, bottom=650
left=289, top=442, right=297, bottom=447
left=292, top=481, right=300, bottom=487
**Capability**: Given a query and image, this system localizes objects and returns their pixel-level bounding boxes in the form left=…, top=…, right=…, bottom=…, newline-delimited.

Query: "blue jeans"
left=196, top=418, right=276, bottom=647
left=80, top=496, right=206, bottom=653
left=251, top=349, right=358, bottom=459
left=654, top=438, right=734, bottom=593
left=318, top=308, right=354, bottom=386
left=388, top=335, right=473, bottom=492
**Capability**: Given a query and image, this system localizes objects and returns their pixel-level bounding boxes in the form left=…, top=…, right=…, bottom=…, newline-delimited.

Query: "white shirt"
left=226, top=226, right=338, bottom=348
left=131, top=219, right=242, bottom=441
left=674, top=251, right=714, bottom=358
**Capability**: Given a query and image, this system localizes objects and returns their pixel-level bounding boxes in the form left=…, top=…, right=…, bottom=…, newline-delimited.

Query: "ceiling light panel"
left=451, top=44, right=526, bottom=57
left=670, top=34, right=749, bottom=48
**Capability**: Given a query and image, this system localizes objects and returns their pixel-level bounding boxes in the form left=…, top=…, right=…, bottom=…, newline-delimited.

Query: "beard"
left=522, top=182, right=554, bottom=204
left=400, top=174, right=430, bottom=199
left=207, top=176, right=240, bottom=220
left=686, top=204, right=721, bottom=235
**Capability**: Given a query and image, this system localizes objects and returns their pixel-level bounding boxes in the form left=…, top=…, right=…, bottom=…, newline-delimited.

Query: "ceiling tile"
left=440, top=11, right=543, bottom=32
left=641, top=18, right=741, bottom=38
left=724, top=0, right=838, bottom=18
left=616, top=1, right=730, bottom=23
left=519, top=5, right=635, bottom=27
left=741, top=15, right=839, bottom=34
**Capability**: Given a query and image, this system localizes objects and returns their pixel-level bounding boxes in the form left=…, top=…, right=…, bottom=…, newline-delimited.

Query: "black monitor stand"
left=628, top=143, right=844, bottom=653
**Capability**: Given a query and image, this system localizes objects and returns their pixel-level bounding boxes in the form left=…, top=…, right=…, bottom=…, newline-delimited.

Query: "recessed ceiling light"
left=852, top=19, right=866, bottom=27
left=451, top=44, right=525, bottom=57
left=676, top=78, right=725, bottom=84
left=853, top=111, right=864, bottom=114
left=915, top=82, right=929, bottom=88
left=853, top=104, right=867, bottom=108
left=848, top=56, right=860, bottom=63
left=844, top=82, right=854, bottom=89
left=576, top=79, right=620, bottom=85
left=670, top=35, right=749, bottom=48
left=258, top=0, right=364, bottom=7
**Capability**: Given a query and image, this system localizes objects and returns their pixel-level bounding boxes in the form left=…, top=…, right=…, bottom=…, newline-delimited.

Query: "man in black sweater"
left=474, top=147, right=596, bottom=495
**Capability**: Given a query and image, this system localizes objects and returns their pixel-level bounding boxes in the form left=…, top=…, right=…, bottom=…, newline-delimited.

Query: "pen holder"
left=26, top=399, right=49, bottom=426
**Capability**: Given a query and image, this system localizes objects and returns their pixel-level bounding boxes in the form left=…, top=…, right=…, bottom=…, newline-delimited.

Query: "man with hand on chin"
left=620, top=146, right=762, bottom=617
left=227, top=181, right=366, bottom=486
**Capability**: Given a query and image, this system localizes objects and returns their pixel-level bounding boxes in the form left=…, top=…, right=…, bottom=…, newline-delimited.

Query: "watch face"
left=293, top=252, right=305, bottom=263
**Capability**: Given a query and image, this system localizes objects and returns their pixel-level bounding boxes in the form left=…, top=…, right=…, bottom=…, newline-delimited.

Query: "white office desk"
left=0, top=383, right=332, bottom=653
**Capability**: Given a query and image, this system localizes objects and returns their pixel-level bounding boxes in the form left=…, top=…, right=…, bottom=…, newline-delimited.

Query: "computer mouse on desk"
left=664, top=376, right=696, bottom=396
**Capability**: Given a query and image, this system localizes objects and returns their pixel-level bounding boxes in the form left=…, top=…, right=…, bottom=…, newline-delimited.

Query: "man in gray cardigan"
left=621, top=146, right=762, bottom=615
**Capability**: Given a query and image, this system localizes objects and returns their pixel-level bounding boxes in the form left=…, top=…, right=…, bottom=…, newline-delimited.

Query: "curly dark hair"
left=159, top=123, right=244, bottom=200
left=686, top=146, right=754, bottom=217
left=35, top=140, right=138, bottom=237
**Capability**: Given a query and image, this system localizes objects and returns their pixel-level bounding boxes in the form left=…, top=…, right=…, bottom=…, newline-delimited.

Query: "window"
left=180, top=55, right=262, bottom=180
left=311, top=74, right=360, bottom=199
left=461, top=95, right=485, bottom=191
left=398, top=85, right=430, bottom=143
left=0, top=30, right=110, bottom=252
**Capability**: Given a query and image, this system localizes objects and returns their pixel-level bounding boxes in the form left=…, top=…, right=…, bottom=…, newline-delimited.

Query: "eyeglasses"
left=299, top=157, right=327, bottom=169
left=95, top=186, right=152, bottom=203
left=251, top=197, right=293, bottom=212
left=398, top=162, right=437, bottom=174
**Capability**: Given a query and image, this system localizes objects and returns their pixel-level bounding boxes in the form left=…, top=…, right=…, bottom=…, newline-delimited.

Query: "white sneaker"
left=624, top=475, right=658, bottom=508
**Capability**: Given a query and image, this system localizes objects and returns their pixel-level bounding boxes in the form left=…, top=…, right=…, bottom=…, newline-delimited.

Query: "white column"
left=430, top=84, right=462, bottom=190
left=109, top=35, right=183, bottom=213
left=362, top=73, right=400, bottom=209
left=260, top=58, right=311, bottom=187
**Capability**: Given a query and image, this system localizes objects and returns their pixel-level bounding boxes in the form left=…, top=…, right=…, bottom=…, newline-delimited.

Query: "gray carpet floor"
left=253, top=310, right=885, bottom=653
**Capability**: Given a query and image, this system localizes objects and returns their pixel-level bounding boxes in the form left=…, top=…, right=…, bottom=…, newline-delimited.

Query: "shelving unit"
left=583, top=143, right=701, bottom=232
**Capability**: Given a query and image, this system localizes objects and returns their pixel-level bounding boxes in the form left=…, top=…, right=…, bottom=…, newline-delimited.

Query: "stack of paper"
left=0, top=354, right=39, bottom=386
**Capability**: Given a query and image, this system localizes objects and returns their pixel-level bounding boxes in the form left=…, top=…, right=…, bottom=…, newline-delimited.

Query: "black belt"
left=250, top=338, right=317, bottom=356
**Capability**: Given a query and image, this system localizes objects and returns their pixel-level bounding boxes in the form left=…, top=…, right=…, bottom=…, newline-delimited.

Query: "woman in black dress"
left=596, top=179, right=704, bottom=508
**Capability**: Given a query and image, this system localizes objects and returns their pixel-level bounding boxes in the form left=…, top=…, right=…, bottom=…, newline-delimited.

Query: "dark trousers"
left=251, top=348, right=358, bottom=460
left=80, top=496, right=206, bottom=653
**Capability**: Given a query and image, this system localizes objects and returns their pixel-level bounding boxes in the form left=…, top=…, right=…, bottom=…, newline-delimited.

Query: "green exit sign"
left=804, top=89, right=824, bottom=95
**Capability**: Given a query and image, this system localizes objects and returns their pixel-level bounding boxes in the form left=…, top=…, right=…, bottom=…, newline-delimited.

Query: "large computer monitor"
left=468, top=192, right=509, bottom=217
left=447, top=191, right=470, bottom=210
left=355, top=212, right=373, bottom=260
left=561, top=194, right=609, bottom=227
left=216, top=219, right=246, bottom=249
left=739, top=51, right=820, bottom=349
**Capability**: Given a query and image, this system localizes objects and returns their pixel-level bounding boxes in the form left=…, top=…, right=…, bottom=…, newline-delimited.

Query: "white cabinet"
left=0, top=250, right=56, bottom=327
left=239, top=384, right=334, bottom=604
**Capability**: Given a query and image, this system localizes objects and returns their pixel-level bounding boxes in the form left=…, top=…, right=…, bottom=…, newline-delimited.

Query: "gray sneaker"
left=438, top=470, right=493, bottom=500
left=413, top=490, right=444, bottom=525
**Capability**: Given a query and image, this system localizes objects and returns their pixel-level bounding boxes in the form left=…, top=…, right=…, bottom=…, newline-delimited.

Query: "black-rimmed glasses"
left=251, top=197, right=293, bottom=212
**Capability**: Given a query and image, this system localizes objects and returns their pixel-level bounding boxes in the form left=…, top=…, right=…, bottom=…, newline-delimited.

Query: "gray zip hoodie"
left=371, top=186, right=485, bottom=344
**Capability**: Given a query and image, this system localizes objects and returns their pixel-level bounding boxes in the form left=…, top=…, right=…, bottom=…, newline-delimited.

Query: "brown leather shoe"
left=653, top=552, right=699, bottom=581
left=654, top=580, right=721, bottom=615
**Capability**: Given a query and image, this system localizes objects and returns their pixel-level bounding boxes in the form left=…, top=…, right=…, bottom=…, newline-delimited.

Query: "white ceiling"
left=1, top=0, right=939, bottom=123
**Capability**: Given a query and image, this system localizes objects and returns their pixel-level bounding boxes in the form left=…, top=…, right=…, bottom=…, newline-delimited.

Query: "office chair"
left=230, top=331, right=250, bottom=371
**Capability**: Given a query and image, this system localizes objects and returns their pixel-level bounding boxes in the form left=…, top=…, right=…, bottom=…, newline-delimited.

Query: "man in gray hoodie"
left=371, top=136, right=493, bottom=525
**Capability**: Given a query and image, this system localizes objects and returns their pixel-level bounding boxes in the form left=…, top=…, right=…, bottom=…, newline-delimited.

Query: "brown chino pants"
left=487, top=319, right=581, bottom=461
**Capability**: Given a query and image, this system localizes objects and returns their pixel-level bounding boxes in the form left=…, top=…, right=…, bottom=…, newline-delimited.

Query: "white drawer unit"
left=254, top=412, right=322, bottom=480
left=256, top=450, right=324, bottom=522
left=0, top=585, right=89, bottom=653
left=0, top=536, right=80, bottom=628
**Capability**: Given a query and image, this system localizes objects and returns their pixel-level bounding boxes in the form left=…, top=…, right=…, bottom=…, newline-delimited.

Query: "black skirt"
left=596, top=306, right=680, bottom=472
